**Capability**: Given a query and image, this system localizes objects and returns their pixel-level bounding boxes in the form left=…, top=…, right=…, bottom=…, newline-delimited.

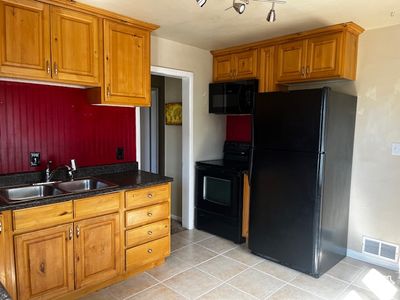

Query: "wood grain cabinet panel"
left=125, top=184, right=170, bottom=209
left=233, top=49, right=257, bottom=79
left=126, top=219, right=169, bottom=247
left=213, top=54, right=234, bottom=82
left=14, top=223, right=74, bottom=300
left=103, top=20, right=150, bottom=106
left=0, top=214, right=5, bottom=284
left=50, top=7, right=100, bottom=85
left=126, top=202, right=169, bottom=228
left=0, top=0, right=51, bottom=79
left=74, top=192, right=120, bottom=219
left=258, top=46, right=276, bottom=92
left=74, top=213, right=121, bottom=289
left=276, top=39, right=307, bottom=82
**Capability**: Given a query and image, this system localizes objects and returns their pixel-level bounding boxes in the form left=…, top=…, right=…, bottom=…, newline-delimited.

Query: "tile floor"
left=81, top=229, right=400, bottom=300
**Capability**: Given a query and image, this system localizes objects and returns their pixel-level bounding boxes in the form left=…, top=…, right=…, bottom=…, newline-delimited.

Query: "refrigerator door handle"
left=249, top=148, right=254, bottom=185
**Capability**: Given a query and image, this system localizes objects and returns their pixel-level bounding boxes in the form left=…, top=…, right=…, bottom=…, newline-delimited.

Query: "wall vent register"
left=362, top=236, right=399, bottom=262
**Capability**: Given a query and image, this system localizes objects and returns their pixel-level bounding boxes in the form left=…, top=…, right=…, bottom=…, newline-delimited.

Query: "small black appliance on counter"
left=195, top=141, right=251, bottom=243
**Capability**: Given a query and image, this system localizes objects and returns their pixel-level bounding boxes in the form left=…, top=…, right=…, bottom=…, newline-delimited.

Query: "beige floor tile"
left=163, top=268, right=222, bottom=299
left=254, top=260, right=300, bottom=282
left=171, top=234, right=192, bottom=252
left=342, top=257, right=370, bottom=269
left=173, top=229, right=214, bottom=243
left=267, top=284, right=323, bottom=300
left=146, top=256, right=192, bottom=281
left=199, top=284, right=257, bottom=300
left=223, top=245, right=264, bottom=266
left=197, top=256, right=248, bottom=281
left=327, top=261, right=363, bottom=283
left=107, top=273, right=158, bottom=299
left=128, top=284, right=187, bottom=300
left=337, top=285, right=380, bottom=300
left=290, top=273, right=348, bottom=299
left=353, top=266, right=400, bottom=300
left=227, top=268, right=285, bottom=299
left=171, top=244, right=217, bottom=266
left=197, top=236, right=237, bottom=254
left=79, top=288, right=117, bottom=300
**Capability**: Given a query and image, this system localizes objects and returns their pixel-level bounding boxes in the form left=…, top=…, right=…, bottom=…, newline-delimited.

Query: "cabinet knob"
left=301, top=66, right=306, bottom=77
left=46, top=60, right=51, bottom=75
left=0, top=221, right=2, bottom=234
left=147, top=249, right=153, bottom=254
left=40, top=262, right=45, bottom=273
left=147, top=231, right=153, bottom=235
left=147, top=212, right=153, bottom=217
left=76, top=226, right=80, bottom=238
left=69, top=227, right=73, bottom=240
left=306, top=66, right=310, bottom=75
left=107, top=85, right=111, bottom=98
left=147, top=193, right=153, bottom=198
left=54, top=62, right=58, bottom=75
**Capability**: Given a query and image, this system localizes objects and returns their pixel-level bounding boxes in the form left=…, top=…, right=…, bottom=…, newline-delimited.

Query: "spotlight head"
left=266, top=8, right=276, bottom=22
left=196, top=0, right=207, bottom=7
left=233, top=2, right=246, bottom=14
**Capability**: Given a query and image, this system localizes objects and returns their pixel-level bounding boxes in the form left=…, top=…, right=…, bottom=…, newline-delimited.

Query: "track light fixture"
left=196, top=0, right=207, bottom=8
left=196, top=0, right=286, bottom=22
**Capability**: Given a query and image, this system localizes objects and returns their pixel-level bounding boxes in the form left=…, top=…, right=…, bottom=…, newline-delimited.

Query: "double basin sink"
left=0, top=178, right=116, bottom=204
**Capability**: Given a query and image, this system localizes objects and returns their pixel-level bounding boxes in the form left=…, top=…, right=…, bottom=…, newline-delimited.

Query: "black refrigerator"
left=248, top=87, right=357, bottom=278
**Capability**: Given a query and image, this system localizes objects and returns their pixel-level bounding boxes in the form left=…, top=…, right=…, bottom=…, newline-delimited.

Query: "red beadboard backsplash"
left=226, top=115, right=252, bottom=142
left=0, top=81, right=136, bottom=174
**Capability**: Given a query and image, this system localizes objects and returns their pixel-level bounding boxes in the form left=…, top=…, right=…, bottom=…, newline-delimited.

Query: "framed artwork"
left=165, top=102, right=182, bottom=125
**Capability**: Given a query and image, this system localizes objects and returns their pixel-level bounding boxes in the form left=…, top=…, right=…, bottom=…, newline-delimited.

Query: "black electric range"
left=195, top=141, right=250, bottom=243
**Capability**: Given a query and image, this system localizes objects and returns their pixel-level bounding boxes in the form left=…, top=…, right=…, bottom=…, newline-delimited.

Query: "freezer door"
left=253, top=89, right=327, bottom=153
left=248, top=149, right=323, bottom=275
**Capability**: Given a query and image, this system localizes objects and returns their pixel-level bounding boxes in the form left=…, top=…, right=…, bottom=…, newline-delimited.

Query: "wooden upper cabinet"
left=213, top=49, right=257, bottom=82
left=74, top=213, right=120, bottom=289
left=258, top=46, right=276, bottom=92
left=14, top=223, right=74, bottom=300
left=0, top=0, right=51, bottom=79
left=306, top=32, right=342, bottom=79
left=50, top=7, right=100, bottom=85
left=276, top=39, right=307, bottom=82
left=213, top=54, right=233, bottom=82
left=103, top=20, right=150, bottom=106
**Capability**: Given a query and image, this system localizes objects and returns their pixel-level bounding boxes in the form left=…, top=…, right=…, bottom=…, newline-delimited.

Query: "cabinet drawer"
left=126, top=219, right=169, bottom=247
left=13, top=201, right=73, bottom=231
left=125, top=202, right=169, bottom=228
left=126, top=236, right=170, bottom=270
left=125, top=184, right=170, bottom=209
left=74, top=193, right=120, bottom=219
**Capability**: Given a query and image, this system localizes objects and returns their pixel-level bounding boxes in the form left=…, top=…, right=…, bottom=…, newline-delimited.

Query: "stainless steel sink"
left=0, top=185, right=64, bottom=203
left=55, top=178, right=115, bottom=193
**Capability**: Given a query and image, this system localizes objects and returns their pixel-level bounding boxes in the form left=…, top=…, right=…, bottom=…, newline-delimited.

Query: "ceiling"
left=79, top=0, right=400, bottom=50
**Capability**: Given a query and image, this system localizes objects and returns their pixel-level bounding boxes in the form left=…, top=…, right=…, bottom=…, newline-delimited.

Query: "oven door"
left=195, top=165, right=242, bottom=218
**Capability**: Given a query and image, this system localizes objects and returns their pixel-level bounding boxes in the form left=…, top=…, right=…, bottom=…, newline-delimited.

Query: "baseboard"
left=347, top=249, right=400, bottom=271
left=171, top=214, right=182, bottom=222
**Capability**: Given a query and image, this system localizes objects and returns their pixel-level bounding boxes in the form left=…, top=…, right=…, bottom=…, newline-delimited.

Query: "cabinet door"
left=51, top=7, right=99, bottom=85
left=213, top=54, right=233, bottom=82
left=0, top=0, right=51, bottom=79
left=233, top=49, right=257, bottom=80
left=14, top=224, right=74, bottom=300
left=75, top=213, right=120, bottom=289
left=0, top=215, right=5, bottom=284
left=276, top=40, right=307, bottom=82
left=258, top=46, right=275, bottom=92
left=306, top=33, right=343, bottom=79
left=104, top=20, right=150, bottom=106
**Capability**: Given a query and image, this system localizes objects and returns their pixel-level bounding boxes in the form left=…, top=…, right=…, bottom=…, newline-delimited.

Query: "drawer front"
left=126, top=236, right=170, bottom=270
left=13, top=201, right=73, bottom=231
left=125, top=202, right=169, bottom=228
left=126, top=219, right=169, bottom=247
left=74, top=193, right=120, bottom=219
left=125, top=184, right=170, bottom=209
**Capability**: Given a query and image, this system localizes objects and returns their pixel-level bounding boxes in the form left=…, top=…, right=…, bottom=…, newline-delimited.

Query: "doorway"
left=136, top=66, right=194, bottom=229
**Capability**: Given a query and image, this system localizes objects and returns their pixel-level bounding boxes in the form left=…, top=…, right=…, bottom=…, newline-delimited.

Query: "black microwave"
left=209, top=79, right=258, bottom=114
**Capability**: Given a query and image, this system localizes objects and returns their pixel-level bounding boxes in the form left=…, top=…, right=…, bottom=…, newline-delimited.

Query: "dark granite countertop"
left=0, top=165, right=173, bottom=212
left=0, top=283, right=11, bottom=300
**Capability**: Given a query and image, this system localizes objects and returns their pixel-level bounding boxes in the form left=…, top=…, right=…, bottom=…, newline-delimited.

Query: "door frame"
left=136, top=66, right=194, bottom=229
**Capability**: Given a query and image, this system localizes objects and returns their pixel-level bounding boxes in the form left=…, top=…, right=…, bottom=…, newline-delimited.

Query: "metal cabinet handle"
left=40, top=262, right=45, bottom=273
left=147, top=231, right=153, bottom=235
left=147, top=212, right=153, bottom=217
left=147, top=193, right=153, bottom=198
left=107, top=85, right=111, bottom=97
left=147, top=249, right=153, bottom=254
left=0, top=221, right=2, bottom=234
left=54, top=62, right=58, bottom=75
left=76, top=226, right=80, bottom=238
left=301, top=66, right=306, bottom=77
left=306, top=66, right=310, bottom=75
left=46, top=60, right=51, bottom=74
left=69, top=227, right=73, bottom=240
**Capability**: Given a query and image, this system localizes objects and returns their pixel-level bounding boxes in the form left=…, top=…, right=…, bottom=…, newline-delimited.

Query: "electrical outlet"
left=116, top=147, right=124, bottom=160
left=30, top=152, right=40, bottom=167
left=392, top=143, right=400, bottom=156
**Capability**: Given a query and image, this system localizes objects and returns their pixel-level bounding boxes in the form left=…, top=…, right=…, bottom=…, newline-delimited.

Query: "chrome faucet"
left=45, top=159, right=77, bottom=182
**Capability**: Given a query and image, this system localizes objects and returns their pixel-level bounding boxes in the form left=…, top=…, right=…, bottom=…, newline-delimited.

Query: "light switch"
left=392, top=143, right=400, bottom=156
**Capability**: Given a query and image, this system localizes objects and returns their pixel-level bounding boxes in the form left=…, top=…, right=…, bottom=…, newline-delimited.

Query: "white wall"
left=164, top=77, right=183, bottom=219
left=289, top=24, right=400, bottom=255
left=151, top=36, right=226, bottom=164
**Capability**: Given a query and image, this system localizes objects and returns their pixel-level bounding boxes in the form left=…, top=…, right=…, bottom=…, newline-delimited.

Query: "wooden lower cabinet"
left=74, top=213, right=120, bottom=289
left=14, top=224, right=75, bottom=300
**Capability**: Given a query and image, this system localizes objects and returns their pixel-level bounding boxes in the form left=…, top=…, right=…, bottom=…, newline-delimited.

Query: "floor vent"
left=362, top=237, right=399, bottom=262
